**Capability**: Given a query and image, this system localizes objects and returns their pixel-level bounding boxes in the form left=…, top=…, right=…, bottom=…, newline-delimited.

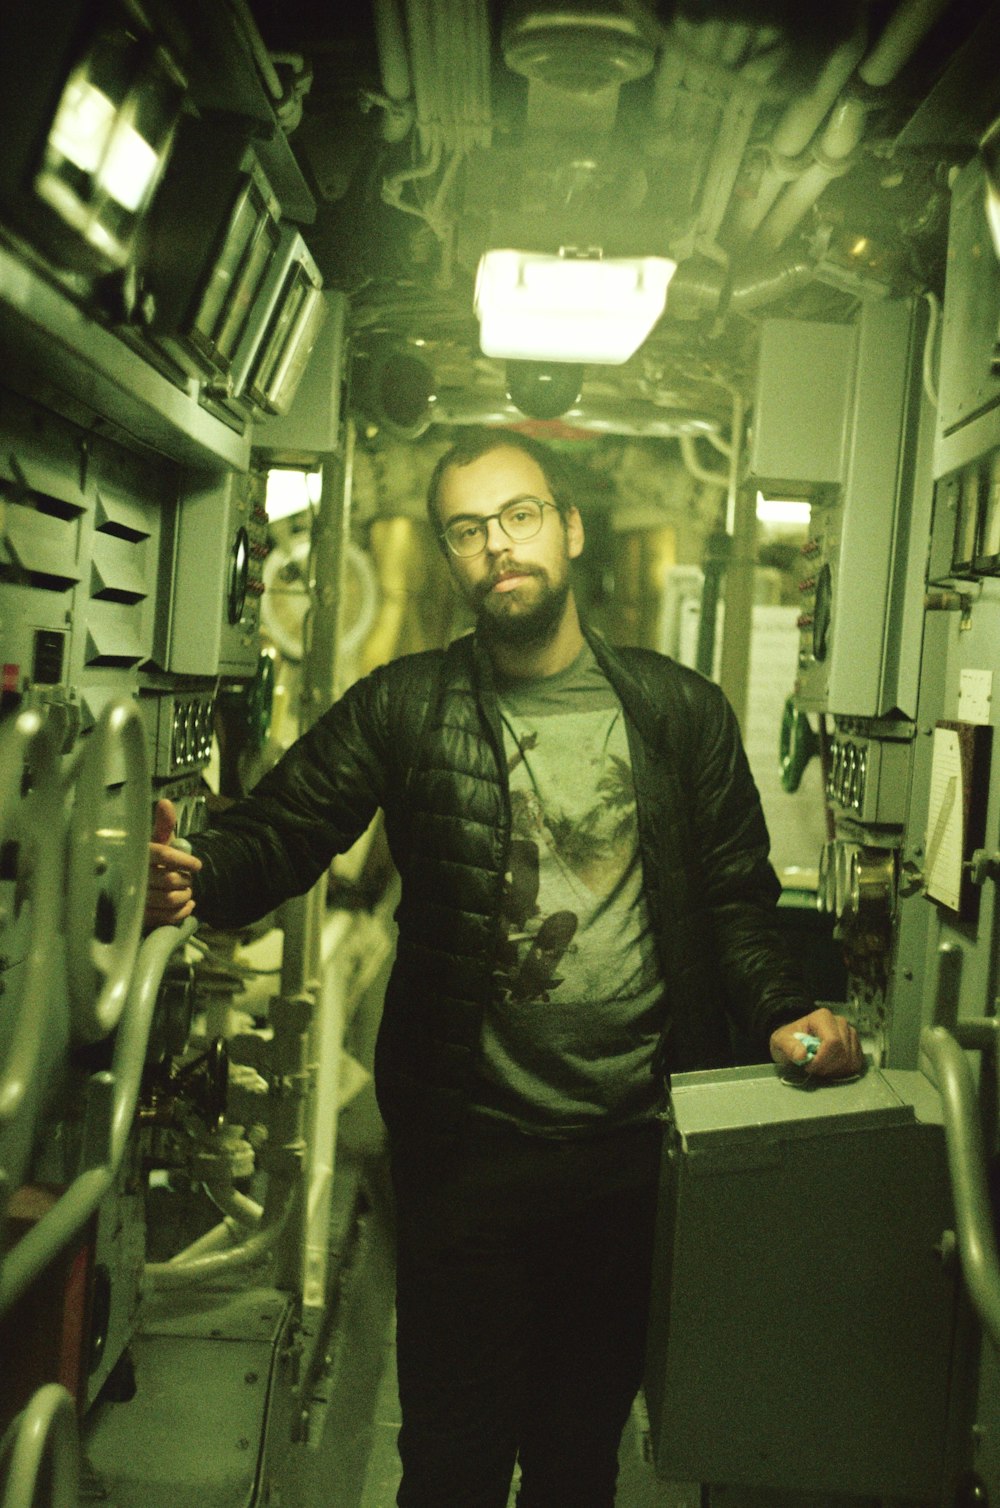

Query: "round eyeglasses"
left=440, top=497, right=560, bottom=558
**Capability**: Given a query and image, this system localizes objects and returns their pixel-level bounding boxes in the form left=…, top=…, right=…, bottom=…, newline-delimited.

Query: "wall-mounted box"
left=749, top=320, right=855, bottom=489
left=937, top=156, right=1000, bottom=455
left=645, top=1063, right=963, bottom=1501
left=785, top=299, right=933, bottom=721
left=153, top=469, right=267, bottom=678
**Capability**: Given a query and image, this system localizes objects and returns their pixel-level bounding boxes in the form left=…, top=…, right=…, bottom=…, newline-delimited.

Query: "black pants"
left=390, top=1118, right=663, bottom=1508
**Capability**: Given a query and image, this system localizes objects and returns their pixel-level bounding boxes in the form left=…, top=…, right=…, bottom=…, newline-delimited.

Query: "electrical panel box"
left=645, top=1063, right=961, bottom=1501
left=937, top=157, right=1000, bottom=455
left=790, top=298, right=933, bottom=720
left=155, top=469, right=268, bottom=678
left=749, top=319, right=855, bottom=488
left=1, top=389, right=167, bottom=725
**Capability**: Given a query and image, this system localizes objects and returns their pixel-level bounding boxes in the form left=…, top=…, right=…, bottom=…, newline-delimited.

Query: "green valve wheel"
left=779, top=695, right=819, bottom=794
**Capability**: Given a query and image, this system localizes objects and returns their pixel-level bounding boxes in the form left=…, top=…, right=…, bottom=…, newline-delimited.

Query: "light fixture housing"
left=474, top=249, right=676, bottom=365
left=34, top=18, right=184, bottom=272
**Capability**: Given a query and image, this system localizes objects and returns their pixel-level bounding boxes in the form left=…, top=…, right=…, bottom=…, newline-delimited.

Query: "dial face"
left=813, top=562, right=832, bottom=662
left=228, top=526, right=249, bottom=625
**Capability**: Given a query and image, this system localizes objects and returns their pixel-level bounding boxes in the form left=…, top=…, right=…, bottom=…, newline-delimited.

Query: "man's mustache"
left=473, top=564, right=544, bottom=605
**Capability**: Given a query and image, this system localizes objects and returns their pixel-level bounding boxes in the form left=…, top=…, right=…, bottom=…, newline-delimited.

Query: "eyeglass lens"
left=446, top=498, right=546, bottom=556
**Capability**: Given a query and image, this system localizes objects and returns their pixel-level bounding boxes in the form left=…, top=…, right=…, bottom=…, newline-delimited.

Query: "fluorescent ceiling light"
left=474, top=250, right=676, bottom=365
left=756, top=493, right=811, bottom=527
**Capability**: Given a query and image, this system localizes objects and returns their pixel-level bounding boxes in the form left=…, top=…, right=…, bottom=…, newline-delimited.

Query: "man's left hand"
left=770, top=1006, right=864, bottom=1079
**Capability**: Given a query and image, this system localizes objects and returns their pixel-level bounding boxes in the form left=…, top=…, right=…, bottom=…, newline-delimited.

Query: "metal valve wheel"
left=65, top=699, right=150, bottom=1043
left=0, top=708, right=63, bottom=1203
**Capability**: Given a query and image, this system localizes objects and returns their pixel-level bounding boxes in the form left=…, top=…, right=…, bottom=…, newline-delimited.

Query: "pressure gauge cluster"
left=825, top=718, right=913, bottom=828
left=146, top=689, right=216, bottom=777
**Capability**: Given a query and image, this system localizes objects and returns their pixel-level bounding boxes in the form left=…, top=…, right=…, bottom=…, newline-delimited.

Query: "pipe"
left=0, top=920, right=197, bottom=1318
left=859, top=0, right=951, bottom=88
left=756, top=96, right=866, bottom=250
left=373, top=0, right=414, bottom=142
left=756, top=0, right=950, bottom=250
left=669, top=250, right=817, bottom=318
left=716, top=392, right=753, bottom=731
left=920, top=1025, right=1000, bottom=1353
left=694, top=79, right=768, bottom=250
left=679, top=434, right=727, bottom=489
left=728, top=26, right=867, bottom=242
left=406, top=0, right=440, bottom=156
left=0, top=1384, right=79, bottom=1508
left=143, top=1191, right=294, bottom=1289
left=228, top=0, right=285, bottom=101
left=301, top=911, right=352, bottom=1310
left=433, top=388, right=723, bottom=439
left=204, top=1182, right=264, bottom=1227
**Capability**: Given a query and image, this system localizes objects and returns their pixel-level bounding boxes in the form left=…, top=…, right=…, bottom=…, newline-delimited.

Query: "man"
left=147, top=428, right=863, bottom=1508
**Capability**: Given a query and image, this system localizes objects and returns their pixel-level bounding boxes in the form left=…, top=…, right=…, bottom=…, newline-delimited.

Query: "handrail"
left=0, top=1383, right=79, bottom=1508
left=920, top=1024, right=1000, bottom=1352
left=0, top=919, right=197, bottom=1319
left=0, top=710, right=61, bottom=1186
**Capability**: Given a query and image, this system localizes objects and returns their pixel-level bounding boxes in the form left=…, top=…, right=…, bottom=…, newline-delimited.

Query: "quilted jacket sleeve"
left=684, top=673, right=813, bottom=1043
left=189, top=665, right=395, bottom=930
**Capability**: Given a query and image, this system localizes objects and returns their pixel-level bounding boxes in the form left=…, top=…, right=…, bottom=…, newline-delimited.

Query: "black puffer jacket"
left=190, top=628, right=811, bottom=1134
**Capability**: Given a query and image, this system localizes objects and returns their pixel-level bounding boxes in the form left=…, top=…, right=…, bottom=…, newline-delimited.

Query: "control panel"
left=761, top=298, right=932, bottom=723
left=155, top=469, right=268, bottom=678
left=825, top=717, right=914, bottom=828
left=144, top=688, right=217, bottom=778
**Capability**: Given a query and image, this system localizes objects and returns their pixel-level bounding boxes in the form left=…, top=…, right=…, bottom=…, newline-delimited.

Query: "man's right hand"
left=145, top=798, right=203, bottom=929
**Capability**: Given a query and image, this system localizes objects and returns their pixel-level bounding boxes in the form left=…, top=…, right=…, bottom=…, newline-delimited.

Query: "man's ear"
left=566, top=506, right=585, bottom=560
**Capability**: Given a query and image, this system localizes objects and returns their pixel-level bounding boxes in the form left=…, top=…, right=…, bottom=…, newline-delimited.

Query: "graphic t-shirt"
left=471, top=644, right=668, bottom=1135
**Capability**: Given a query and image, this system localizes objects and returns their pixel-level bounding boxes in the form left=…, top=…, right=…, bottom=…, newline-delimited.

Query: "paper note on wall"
left=925, top=727, right=963, bottom=910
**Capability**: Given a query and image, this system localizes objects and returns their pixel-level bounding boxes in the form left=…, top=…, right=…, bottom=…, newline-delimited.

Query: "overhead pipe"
left=669, top=248, right=817, bottom=317
left=756, top=0, right=951, bottom=250
left=405, top=0, right=490, bottom=157
left=650, top=19, right=788, bottom=252
left=228, top=0, right=285, bottom=101
left=727, top=26, right=867, bottom=244
left=372, top=0, right=415, bottom=142
left=696, top=27, right=791, bottom=250
left=432, top=386, right=723, bottom=439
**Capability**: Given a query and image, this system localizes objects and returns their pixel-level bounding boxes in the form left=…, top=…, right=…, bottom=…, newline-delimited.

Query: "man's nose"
left=483, top=515, right=511, bottom=554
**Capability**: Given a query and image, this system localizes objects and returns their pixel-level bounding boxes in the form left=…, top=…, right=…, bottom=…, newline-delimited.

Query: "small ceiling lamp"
left=474, top=249, right=676, bottom=365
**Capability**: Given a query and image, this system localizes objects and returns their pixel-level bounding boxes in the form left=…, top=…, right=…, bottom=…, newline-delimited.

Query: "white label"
left=925, top=728, right=963, bottom=911
left=958, top=668, right=993, bottom=725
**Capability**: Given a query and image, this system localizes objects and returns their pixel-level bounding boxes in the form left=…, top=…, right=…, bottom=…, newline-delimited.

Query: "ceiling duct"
left=353, top=340, right=438, bottom=439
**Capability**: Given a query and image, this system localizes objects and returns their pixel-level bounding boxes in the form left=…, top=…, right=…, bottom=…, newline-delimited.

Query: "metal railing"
left=921, top=1019, right=1000, bottom=1352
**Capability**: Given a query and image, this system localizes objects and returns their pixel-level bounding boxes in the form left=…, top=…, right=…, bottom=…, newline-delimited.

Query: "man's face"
left=436, top=445, right=584, bottom=644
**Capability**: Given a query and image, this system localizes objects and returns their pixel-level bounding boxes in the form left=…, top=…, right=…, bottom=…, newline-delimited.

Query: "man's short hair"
left=427, top=428, right=573, bottom=538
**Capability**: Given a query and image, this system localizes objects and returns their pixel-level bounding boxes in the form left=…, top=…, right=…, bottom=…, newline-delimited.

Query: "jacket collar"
left=460, top=622, right=668, bottom=757
left=582, top=625, right=668, bottom=754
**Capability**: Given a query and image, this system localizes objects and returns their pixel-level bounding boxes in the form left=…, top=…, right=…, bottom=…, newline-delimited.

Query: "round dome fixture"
left=503, top=8, right=654, bottom=93
left=505, top=360, right=583, bottom=419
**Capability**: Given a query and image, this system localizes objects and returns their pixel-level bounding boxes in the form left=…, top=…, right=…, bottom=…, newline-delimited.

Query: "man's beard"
left=473, top=568, right=571, bottom=648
